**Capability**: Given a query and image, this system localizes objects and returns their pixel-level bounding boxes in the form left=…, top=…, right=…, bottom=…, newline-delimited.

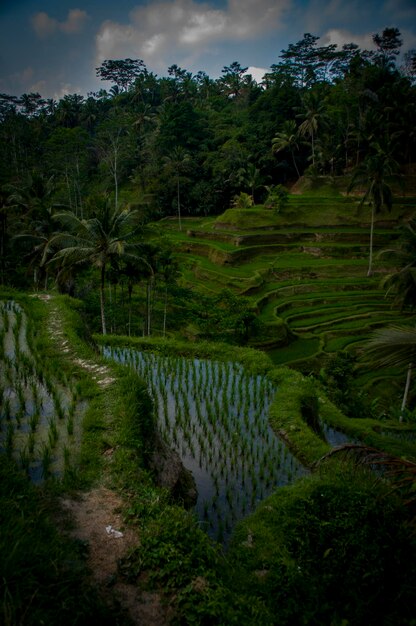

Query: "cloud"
left=321, top=28, right=375, bottom=51
left=383, top=0, right=416, bottom=22
left=60, top=9, right=89, bottom=34
left=32, top=8, right=88, bottom=38
left=32, top=12, right=56, bottom=38
left=321, top=25, right=416, bottom=54
left=246, top=66, right=268, bottom=83
left=95, top=0, right=291, bottom=73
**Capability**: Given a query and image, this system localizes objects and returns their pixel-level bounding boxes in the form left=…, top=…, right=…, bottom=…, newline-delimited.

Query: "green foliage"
left=232, top=192, right=254, bottom=209
left=319, top=351, right=375, bottom=418
left=229, top=466, right=416, bottom=626
left=264, top=184, right=289, bottom=213
left=120, top=505, right=270, bottom=624
left=0, top=455, right=118, bottom=625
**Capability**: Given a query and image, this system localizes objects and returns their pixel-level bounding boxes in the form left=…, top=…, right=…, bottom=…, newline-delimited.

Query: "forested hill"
left=1, top=27, right=415, bottom=234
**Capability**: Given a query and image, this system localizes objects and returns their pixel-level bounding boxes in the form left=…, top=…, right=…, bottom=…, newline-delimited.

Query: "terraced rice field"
left=0, top=300, right=85, bottom=481
left=102, top=345, right=306, bottom=543
left=153, top=196, right=416, bottom=397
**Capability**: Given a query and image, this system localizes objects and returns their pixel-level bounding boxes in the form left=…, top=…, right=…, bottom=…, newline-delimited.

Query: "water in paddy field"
left=103, top=346, right=307, bottom=544
left=0, top=300, right=84, bottom=482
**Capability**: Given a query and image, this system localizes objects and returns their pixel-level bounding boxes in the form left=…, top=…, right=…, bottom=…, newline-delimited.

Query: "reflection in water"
left=103, top=346, right=306, bottom=543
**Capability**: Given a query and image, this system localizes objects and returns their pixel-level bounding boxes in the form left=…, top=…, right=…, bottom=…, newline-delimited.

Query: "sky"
left=0, top=0, right=415, bottom=99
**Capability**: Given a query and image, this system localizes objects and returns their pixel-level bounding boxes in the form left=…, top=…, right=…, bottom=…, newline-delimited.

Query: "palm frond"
left=315, top=444, right=416, bottom=522
left=363, top=325, right=416, bottom=368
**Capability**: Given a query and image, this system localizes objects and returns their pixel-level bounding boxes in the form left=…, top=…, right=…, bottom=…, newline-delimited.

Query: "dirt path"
left=34, top=294, right=171, bottom=625
left=60, top=487, right=169, bottom=625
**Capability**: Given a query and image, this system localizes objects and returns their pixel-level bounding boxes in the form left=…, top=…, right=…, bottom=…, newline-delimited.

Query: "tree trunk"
left=128, top=283, right=133, bottom=337
left=400, top=362, right=412, bottom=422
left=146, top=279, right=152, bottom=336
left=367, top=204, right=375, bottom=277
left=100, top=265, right=107, bottom=335
left=163, top=286, right=168, bottom=337
left=291, top=149, right=301, bottom=179
left=311, top=131, right=315, bottom=167
left=177, top=179, right=182, bottom=231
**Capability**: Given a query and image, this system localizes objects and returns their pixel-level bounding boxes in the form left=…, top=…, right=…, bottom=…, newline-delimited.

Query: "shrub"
left=229, top=466, right=416, bottom=626
left=232, top=192, right=253, bottom=208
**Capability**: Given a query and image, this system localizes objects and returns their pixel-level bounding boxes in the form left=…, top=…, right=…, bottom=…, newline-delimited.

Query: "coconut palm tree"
left=363, top=325, right=416, bottom=420
left=51, top=199, right=147, bottom=335
left=348, top=142, right=399, bottom=276
left=296, top=94, right=327, bottom=168
left=272, top=120, right=301, bottom=179
left=379, top=219, right=416, bottom=310
left=163, top=146, right=191, bottom=231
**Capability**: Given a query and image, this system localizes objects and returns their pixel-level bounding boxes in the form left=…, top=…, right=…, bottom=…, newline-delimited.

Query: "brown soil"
left=60, top=487, right=171, bottom=625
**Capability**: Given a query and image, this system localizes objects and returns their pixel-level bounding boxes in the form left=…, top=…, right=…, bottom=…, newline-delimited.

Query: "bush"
left=229, top=466, right=416, bottom=625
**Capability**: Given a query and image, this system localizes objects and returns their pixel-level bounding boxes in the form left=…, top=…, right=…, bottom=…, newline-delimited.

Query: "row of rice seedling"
left=0, top=300, right=84, bottom=482
left=103, top=345, right=306, bottom=543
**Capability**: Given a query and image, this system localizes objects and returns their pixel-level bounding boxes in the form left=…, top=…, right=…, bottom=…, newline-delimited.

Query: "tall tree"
left=96, top=59, right=146, bottom=92
left=51, top=200, right=145, bottom=335
left=363, top=325, right=416, bottom=419
left=373, top=27, right=403, bottom=69
left=348, top=142, right=399, bottom=276
left=163, top=146, right=191, bottom=231
left=219, top=62, right=249, bottom=99
left=272, top=120, right=301, bottom=179
left=296, top=93, right=327, bottom=167
left=380, top=219, right=416, bottom=310
left=95, top=112, right=134, bottom=210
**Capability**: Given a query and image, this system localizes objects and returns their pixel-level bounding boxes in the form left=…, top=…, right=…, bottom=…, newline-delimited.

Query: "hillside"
left=150, top=188, right=416, bottom=414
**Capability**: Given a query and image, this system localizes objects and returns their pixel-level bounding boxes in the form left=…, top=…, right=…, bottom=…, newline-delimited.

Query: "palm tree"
left=363, top=325, right=416, bottom=420
left=272, top=120, right=301, bottom=179
left=379, top=219, right=416, bottom=310
left=51, top=200, right=146, bottom=335
left=244, top=163, right=263, bottom=203
left=348, top=142, right=399, bottom=276
left=157, top=249, right=179, bottom=337
left=296, top=94, right=327, bottom=168
left=163, top=146, right=191, bottom=231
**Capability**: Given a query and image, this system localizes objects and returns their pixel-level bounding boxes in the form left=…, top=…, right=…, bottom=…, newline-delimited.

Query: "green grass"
left=0, top=454, right=119, bottom=625
left=269, top=337, right=321, bottom=365
left=228, top=465, right=416, bottom=626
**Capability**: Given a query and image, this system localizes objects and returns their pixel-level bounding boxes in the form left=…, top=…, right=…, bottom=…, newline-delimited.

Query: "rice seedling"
left=48, top=418, right=58, bottom=448
left=67, top=415, right=74, bottom=436
left=2, top=397, right=11, bottom=421
left=29, top=411, right=40, bottom=433
left=19, top=446, right=30, bottom=474
left=41, top=444, right=52, bottom=477
left=27, top=432, right=35, bottom=455
left=5, top=422, right=14, bottom=455
left=103, top=345, right=306, bottom=543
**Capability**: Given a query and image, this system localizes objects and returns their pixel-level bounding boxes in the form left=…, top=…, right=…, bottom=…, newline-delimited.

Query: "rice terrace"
left=1, top=25, right=416, bottom=626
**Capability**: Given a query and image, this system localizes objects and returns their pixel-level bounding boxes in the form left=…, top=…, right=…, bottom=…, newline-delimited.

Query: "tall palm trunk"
left=400, top=362, right=412, bottom=422
left=146, top=277, right=154, bottom=336
left=290, top=149, right=301, bottom=179
left=128, top=283, right=133, bottom=337
left=367, top=204, right=375, bottom=277
left=163, top=285, right=168, bottom=337
left=100, top=264, right=107, bottom=335
left=177, top=178, right=182, bottom=232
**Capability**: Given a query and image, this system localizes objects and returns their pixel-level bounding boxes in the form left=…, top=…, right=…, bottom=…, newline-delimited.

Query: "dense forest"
left=1, top=27, right=415, bottom=297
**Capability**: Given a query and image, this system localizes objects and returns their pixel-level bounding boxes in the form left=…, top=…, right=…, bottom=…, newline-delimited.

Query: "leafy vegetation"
left=1, top=24, right=416, bottom=626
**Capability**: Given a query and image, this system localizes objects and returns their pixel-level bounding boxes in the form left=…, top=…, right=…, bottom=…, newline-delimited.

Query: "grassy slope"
left=151, top=190, right=416, bottom=407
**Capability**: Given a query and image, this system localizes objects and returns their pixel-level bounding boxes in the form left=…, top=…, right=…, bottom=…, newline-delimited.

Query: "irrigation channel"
left=0, top=300, right=84, bottom=482
left=102, top=346, right=307, bottom=543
